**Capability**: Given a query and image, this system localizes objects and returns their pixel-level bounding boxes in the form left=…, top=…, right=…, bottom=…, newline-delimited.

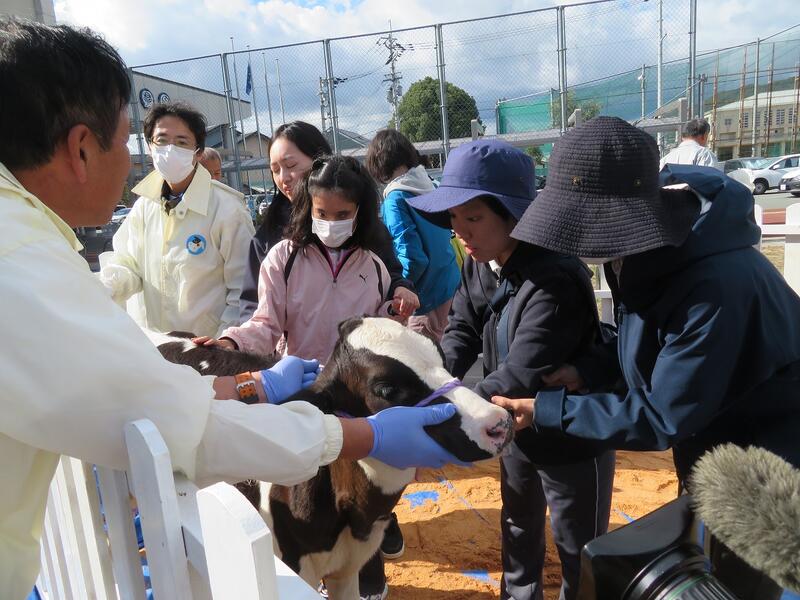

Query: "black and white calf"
left=151, top=317, right=514, bottom=600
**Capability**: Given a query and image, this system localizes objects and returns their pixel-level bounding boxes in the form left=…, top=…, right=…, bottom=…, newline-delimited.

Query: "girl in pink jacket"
left=198, top=156, right=399, bottom=363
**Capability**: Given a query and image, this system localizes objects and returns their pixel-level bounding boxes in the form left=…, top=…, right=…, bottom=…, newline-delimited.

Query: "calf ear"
left=337, top=317, right=363, bottom=339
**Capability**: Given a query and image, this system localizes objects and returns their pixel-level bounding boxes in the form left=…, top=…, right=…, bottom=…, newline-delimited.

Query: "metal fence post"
left=689, top=0, right=698, bottom=117
left=221, top=53, right=243, bottom=191
left=323, top=40, right=340, bottom=154
left=557, top=6, right=568, bottom=134
left=435, top=24, right=450, bottom=158
left=752, top=37, right=761, bottom=153
left=127, top=68, right=147, bottom=181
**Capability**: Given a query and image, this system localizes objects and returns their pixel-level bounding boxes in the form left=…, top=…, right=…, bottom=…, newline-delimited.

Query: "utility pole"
left=711, top=52, right=720, bottom=152
left=764, top=43, right=776, bottom=152
left=752, top=38, right=761, bottom=155
left=378, top=21, right=405, bottom=129
left=638, top=64, right=646, bottom=119
left=318, top=77, right=330, bottom=132
left=736, top=46, right=748, bottom=158
left=275, top=59, right=286, bottom=125
left=261, top=52, right=275, bottom=136
left=792, top=61, right=800, bottom=154
left=230, top=38, right=245, bottom=148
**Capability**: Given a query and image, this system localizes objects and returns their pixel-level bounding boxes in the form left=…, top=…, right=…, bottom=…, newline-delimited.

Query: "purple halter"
left=334, top=378, right=462, bottom=418
left=414, top=378, right=462, bottom=407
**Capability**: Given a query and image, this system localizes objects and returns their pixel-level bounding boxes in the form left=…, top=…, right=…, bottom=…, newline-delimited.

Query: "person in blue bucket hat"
left=406, top=139, right=616, bottom=600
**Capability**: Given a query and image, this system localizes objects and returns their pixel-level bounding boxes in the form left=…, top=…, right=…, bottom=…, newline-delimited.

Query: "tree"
left=550, top=90, right=601, bottom=129
left=524, top=146, right=546, bottom=166
left=391, top=77, right=480, bottom=142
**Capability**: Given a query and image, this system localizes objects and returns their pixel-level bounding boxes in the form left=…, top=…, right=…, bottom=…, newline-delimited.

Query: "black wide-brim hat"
left=511, top=116, right=699, bottom=258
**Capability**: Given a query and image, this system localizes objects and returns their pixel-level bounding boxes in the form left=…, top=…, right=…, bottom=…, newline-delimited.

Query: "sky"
left=51, top=0, right=797, bottom=67
left=47, top=0, right=800, bottom=137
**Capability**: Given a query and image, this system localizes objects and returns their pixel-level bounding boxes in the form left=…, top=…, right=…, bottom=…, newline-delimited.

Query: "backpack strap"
left=283, top=246, right=300, bottom=285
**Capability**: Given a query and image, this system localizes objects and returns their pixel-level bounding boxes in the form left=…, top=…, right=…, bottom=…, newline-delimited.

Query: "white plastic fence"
left=37, top=420, right=318, bottom=600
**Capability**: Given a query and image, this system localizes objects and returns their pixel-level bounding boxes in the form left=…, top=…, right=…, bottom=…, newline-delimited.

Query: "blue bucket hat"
left=405, top=139, right=535, bottom=228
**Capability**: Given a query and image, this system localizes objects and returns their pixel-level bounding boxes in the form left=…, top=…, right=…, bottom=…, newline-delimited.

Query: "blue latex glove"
left=260, top=356, right=320, bottom=404
left=366, top=404, right=472, bottom=469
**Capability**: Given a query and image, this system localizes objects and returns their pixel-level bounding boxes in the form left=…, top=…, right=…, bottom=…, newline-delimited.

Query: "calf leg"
left=325, top=573, right=360, bottom=600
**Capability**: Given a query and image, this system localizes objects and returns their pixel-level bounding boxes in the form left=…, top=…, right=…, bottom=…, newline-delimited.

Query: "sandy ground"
left=383, top=451, right=678, bottom=600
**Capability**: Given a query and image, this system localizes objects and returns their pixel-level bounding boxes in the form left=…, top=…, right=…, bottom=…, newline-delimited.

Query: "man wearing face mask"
left=99, top=102, right=255, bottom=337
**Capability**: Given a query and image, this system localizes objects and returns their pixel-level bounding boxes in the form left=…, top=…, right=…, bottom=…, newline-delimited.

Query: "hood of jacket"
left=383, top=165, right=436, bottom=197
left=614, top=164, right=761, bottom=308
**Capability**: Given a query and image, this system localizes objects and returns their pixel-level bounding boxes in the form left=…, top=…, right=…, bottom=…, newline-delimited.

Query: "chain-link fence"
left=125, top=0, right=799, bottom=193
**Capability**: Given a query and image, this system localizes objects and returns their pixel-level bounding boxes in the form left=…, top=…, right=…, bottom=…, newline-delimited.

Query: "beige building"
left=708, top=89, right=800, bottom=161
left=1, top=0, right=56, bottom=24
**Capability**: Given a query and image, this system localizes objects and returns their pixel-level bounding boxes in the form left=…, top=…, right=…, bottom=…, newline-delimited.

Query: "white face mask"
left=151, top=144, right=196, bottom=184
left=312, top=215, right=356, bottom=248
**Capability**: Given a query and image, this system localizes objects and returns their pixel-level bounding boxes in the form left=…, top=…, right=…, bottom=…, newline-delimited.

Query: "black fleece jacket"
left=442, top=241, right=607, bottom=464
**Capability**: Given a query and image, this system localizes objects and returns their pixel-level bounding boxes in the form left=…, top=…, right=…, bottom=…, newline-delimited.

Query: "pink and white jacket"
left=221, top=239, right=392, bottom=363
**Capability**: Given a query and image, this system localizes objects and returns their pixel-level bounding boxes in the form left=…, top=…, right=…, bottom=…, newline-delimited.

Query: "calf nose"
left=485, top=412, right=514, bottom=451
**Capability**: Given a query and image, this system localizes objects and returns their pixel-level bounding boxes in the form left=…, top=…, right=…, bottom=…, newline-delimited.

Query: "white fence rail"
left=37, top=420, right=318, bottom=600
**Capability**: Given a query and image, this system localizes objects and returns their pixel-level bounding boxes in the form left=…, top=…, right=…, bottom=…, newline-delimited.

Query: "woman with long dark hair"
left=239, top=121, right=418, bottom=323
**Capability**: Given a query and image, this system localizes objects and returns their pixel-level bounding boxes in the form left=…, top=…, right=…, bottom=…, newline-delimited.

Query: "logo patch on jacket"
left=186, top=234, right=207, bottom=255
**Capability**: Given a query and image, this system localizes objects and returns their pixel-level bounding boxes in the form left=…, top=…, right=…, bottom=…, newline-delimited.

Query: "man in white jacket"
left=0, top=19, right=467, bottom=599
left=100, top=102, right=254, bottom=337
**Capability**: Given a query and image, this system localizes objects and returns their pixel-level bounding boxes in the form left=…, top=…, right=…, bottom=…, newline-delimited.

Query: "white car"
left=778, top=166, right=800, bottom=197
left=740, top=154, right=800, bottom=195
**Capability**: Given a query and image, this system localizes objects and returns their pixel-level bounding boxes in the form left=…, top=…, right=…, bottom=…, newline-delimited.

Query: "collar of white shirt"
left=133, top=163, right=212, bottom=218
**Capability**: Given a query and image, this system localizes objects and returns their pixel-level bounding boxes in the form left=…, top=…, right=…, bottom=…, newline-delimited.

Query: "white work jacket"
left=0, top=163, right=342, bottom=600
left=100, top=165, right=255, bottom=337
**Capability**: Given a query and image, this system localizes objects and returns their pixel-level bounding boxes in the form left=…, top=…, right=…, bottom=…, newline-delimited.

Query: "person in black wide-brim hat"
left=406, top=138, right=616, bottom=600
left=493, top=116, right=800, bottom=600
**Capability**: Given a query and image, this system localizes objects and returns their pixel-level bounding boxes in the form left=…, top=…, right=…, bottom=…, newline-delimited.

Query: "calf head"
left=296, top=317, right=514, bottom=463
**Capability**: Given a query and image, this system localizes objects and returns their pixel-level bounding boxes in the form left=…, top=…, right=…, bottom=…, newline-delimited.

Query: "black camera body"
left=576, top=495, right=737, bottom=600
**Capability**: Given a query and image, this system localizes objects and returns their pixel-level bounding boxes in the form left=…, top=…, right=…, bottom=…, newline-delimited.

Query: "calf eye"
left=372, top=383, right=398, bottom=400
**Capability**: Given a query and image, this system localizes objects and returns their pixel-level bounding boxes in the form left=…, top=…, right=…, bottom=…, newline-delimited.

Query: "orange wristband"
left=234, top=372, right=259, bottom=404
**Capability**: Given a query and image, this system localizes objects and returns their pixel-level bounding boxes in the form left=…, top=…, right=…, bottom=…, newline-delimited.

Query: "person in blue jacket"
left=494, top=116, right=800, bottom=600
left=366, top=129, right=460, bottom=341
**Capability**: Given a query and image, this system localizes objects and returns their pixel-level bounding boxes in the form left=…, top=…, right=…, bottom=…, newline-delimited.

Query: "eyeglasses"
left=150, top=137, right=196, bottom=151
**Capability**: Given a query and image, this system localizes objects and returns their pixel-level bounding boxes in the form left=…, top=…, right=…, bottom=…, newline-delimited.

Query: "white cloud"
left=52, top=0, right=797, bottom=135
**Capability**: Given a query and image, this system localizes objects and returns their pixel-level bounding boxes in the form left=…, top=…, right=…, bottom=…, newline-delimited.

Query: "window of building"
left=776, top=109, right=785, bottom=126
left=789, top=107, right=795, bottom=125
left=743, top=112, right=750, bottom=128
left=724, top=118, right=732, bottom=127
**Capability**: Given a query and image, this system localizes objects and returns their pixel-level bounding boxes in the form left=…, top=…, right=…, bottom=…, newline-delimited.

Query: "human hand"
left=260, top=355, right=321, bottom=404
left=491, top=396, right=535, bottom=431
left=366, top=404, right=471, bottom=469
left=192, top=336, right=236, bottom=351
left=392, top=286, right=420, bottom=318
left=541, top=364, right=587, bottom=393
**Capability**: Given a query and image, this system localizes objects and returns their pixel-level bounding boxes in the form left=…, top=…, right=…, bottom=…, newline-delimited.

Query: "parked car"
left=111, top=207, right=131, bottom=224
left=738, top=154, right=800, bottom=195
left=778, top=167, right=800, bottom=197
left=723, top=157, right=770, bottom=174
left=75, top=222, right=120, bottom=272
